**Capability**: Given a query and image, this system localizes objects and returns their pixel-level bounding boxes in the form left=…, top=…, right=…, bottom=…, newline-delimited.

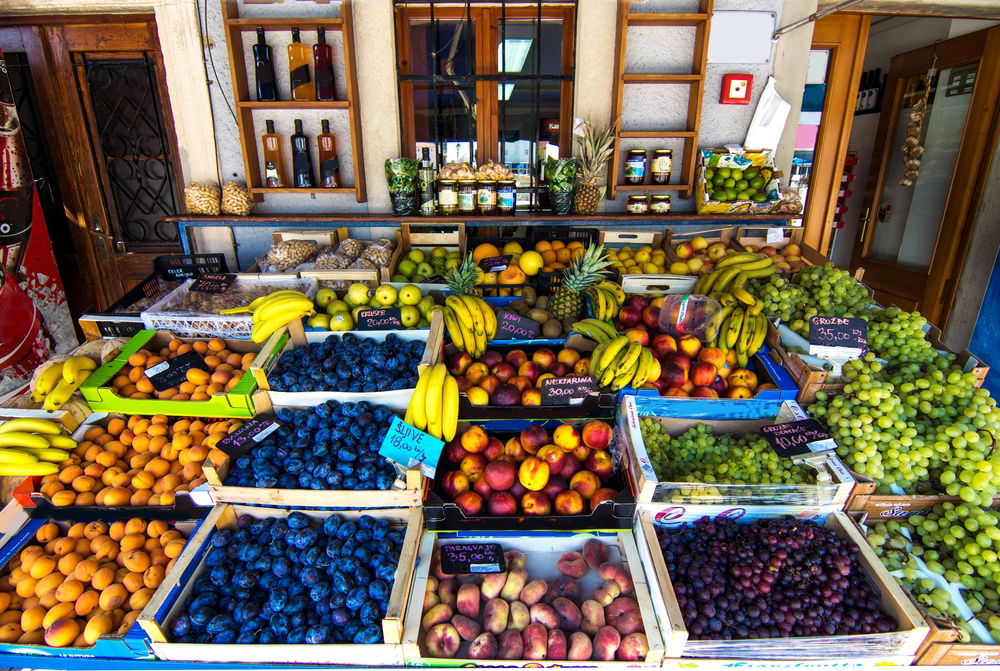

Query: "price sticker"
left=766, top=227, right=785, bottom=244
left=357, top=308, right=403, bottom=331
left=760, top=419, right=837, bottom=459
left=808, top=316, right=867, bottom=358
left=145, top=351, right=207, bottom=392
left=478, top=255, right=512, bottom=273
left=540, top=376, right=596, bottom=406
left=217, top=419, right=280, bottom=456
left=378, top=416, right=444, bottom=477
left=440, top=543, right=507, bottom=574
left=496, top=310, right=540, bottom=340
left=189, top=274, right=236, bottom=293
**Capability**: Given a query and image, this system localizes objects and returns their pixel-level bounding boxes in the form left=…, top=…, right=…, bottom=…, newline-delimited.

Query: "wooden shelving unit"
left=607, top=0, right=713, bottom=201
left=220, top=0, right=366, bottom=203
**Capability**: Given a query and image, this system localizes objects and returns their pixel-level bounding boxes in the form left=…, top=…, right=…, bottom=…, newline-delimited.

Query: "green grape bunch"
left=754, top=263, right=872, bottom=335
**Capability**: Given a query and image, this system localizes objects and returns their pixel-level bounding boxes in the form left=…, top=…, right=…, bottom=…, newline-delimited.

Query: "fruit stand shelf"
left=620, top=130, right=697, bottom=139
left=614, top=184, right=689, bottom=192
left=627, top=13, right=710, bottom=26
left=236, top=101, right=350, bottom=110
left=164, top=213, right=801, bottom=224
left=248, top=187, right=358, bottom=196
left=223, top=17, right=344, bottom=29
left=622, top=74, right=702, bottom=83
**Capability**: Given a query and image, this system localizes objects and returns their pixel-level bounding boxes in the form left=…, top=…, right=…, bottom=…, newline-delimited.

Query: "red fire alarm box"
left=721, top=74, right=754, bottom=104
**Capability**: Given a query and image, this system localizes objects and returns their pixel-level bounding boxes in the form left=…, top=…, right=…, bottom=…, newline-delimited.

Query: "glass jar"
left=476, top=180, right=496, bottom=215
left=627, top=195, right=649, bottom=215
left=457, top=180, right=477, bottom=214
left=438, top=180, right=458, bottom=215
left=624, top=150, right=647, bottom=185
left=651, top=149, right=673, bottom=184
left=497, top=180, right=516, bottom=215
left=650, top=195, right=672, bottom=214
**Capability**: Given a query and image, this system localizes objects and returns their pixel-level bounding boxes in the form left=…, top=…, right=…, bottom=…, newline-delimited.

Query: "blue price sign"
left=378, top=416, right=444, bottom=477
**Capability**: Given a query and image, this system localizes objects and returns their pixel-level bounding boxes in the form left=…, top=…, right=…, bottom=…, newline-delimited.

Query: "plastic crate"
left=527, top=225, right=600, bottom=247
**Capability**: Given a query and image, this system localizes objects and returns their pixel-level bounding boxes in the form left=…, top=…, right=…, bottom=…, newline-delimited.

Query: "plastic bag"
left=658, top=294, right=721, bottom=339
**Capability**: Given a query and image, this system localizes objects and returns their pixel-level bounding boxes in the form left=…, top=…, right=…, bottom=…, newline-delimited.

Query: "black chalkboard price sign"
left=357, top=308, right=403, bottom=330
left=760, top=419, right=837, bottom=459
left=439, top=543, right=507, bottom=575
left=478, top=255, right=512, bottom=273
left=189, top=274, right=236, bottom=293
left=808, top=316, right=868, bottom=353
left=145, top=352, right=207, bottom=392
left=496, top=310, right=540, bottom=340
left=217, top=419, right=280, bottom=456
left=540, top=375, right=596, bottom=406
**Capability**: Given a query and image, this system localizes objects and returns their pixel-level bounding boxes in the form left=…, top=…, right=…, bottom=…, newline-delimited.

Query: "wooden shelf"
left=249, top=187, right=357, bottom=195
left=166, top=213, right=801, bottom=224
left=622, top=74, right=701, bottom=83
left=236, top=101, right=351, bottom=110
left=627, top=13, right=709, bottom=26
left=225, top=18, right=343, bottom=30
left=619, top=130, right=697, bottom=139
left=614, top=184, right=689, bottom=191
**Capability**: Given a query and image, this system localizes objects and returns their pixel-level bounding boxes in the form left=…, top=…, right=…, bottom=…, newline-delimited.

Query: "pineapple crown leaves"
left=444, top=253, right=481, bottom=295
left=560, top=243, right=612, bottom=290
left=574, top=117, right=619, bottom=184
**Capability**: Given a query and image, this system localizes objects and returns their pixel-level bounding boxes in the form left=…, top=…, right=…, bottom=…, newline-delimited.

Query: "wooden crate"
left=734, top=225, right=832, bottom=268
left=845, top=481, right=1000, bottom=519
left=139, top=504, right=423, bottom=663
left=914, top=615, right=999, bottom=665
left=635, top=509, right=929, bottom=660
left=401, top=528, right=667, bottom=667
left=385, top=221, right=465, bottom=290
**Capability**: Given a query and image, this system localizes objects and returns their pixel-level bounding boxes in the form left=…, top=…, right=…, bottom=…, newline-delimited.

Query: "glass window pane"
left=408, top=19, right=475, bottom=76
left=498, top=20, right=564, bottom=76
left=497, top=80, right=562, bottom=171
left=411, top=83, right=477, bottom=164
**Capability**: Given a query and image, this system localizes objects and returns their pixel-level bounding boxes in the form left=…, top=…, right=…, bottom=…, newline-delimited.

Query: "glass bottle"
left=261, top=120, right=288, bottom=188
left=476, top=180, right=496, bottom=215
left=253, top=28, right=277, bottom=102
left=316, top=120, right=340, bottom=188
left=497, top=179, right=516, bottom=215
left=651, top=149, right=673, bottom=184
left=313, top=27, right=336, bottom=101
left=650, top=195, right=672, bottom=213
left=626, top=194, right=649, bottom=214
left=438, top=180, right=458, bottom=215
left=288, top=28, right=314, bottom=101
left=290, top=119, right=314, bottom=188
left=418, top=147, right=437, bottom=216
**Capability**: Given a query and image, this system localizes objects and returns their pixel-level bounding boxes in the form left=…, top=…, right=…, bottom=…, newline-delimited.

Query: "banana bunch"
left=404, top=363, right=459, bottom=442
left=694, top=253, right=777, bottom=295
left=704, top=290, right=769, bottom=368
left=221, top=290, right=316, bottom=343
left=31, top=356, right=98, bottom=411
left=588, top=336, right=661, bottom=392
left=0, top=418, right=76, bottom=476
left=585, top=280, right=626, bottom=321
left=436, top=295, right=497, bottom=359
left=571, top=318, right=618, bottom=344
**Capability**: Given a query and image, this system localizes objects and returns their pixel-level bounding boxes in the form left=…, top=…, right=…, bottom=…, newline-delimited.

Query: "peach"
left=677, top=334, right=701, bottom=358
left=521, top=388, right=542, bottom=406
left=483, top=598, right=509, bottom=635
left=690, top=361, right=718, bottom=387
left=691, top=386, right=719, bottom=398
left=423, top=589, right=439, bottom=613
left=582, top=599, right=606, bottom=635
left=518, top=425, right=548, bottom=455
left=503, top=437, right=527, bottom=460
left=582, top=420, right=613, bottom=451
left=568, top=631, right=594, bottom=661
left=505, top=349, right=528, bottom=367
left=517, top=361, right=542, bottom=383
left=617, top=632, right=649, bottom=661
left=422, top=603, right=454, bottom=631
left=534, top=373, right=555, bottom=388
left=554, top=489, right=585, bottom=515
left=505, top=550, right=526, bottom=570
left=725, top=385, right=754, bottom=399
left=573, top=358, right=591, bottom=376
left=660, top=362, right=687, bottom=388
left=583, top=539, right=610, bottom=569
left=466, top=387, right=489, bottom=406
left=451, top=614, right=481, bottom=642
left=572, top=445, right=591, bottom=463
left=529, top=603, right=558, bottom=630
left=624, top=328, right=650, bottom=346
left=522, top=623, right=548, bottom=660
left=444, top=440, right=469, bottom=464
left=460, top=426, right=490, bottom=454
left=500, top=568, right=528, bottom=601
left=605, top=596, right=643, bottom=635
left=493, top=362, right=517, bottom=383
left=473, top=477, right=493, bottom=499
left=553, top=424, right=582, bottom=451
left=521, top=492, right=551, bottom=515
left=531, top=348, right=556, bottom=370
left=519, top=579, right=548, bottom=606
left=480, top=375, right=500, bottom=397
left=543, top=476, right=568, bottom=502
left=456, top=583, right=480, bottom=618
left=518, top=457, right=549, bottom=491
left=447, top=351, right=473, bottom=375
left=598, top=563, right=634, bottom=595
left=585, top=450, right=614, bottom=480
left=559, top=456, right=582, bottom=480
left=459, top=453, right=487, bottom=481
left=556, top=551, right=588, bottom=579
left=480, top=350, right=503, bottom=370
left=498, top=630, right=524, bottom=660
left=549, top=362, right=572, bottom=377
left=593, top=579, right=622, bottom=606
left=483, top=460, right=516, bottom=491
left=664, top=387, right=689, bottom=397
left=545, top=576, right=580, bottom=602
left=593, top=625, right=621, bottom=661
left=651, top=333, right=678, bottom=358
left=547, top=628, right=567, bottom=661
left=508, top=600, right=530, bottom=630
left=437, top=579, right=458, bottom=608
left=478, top=572, right=507, bottom=600
left=508, top=375, right=533, bottom=393
left=425, top=622, right=460, bottom=658
left=641, top=305, right=660, bottom=330
left=697, top=346, right=726, bottom=370
left=440, top=471, right=470, bottom=498
left=552, top=596, right=582, bottom=630
left=468, top=631, right=497, bottom=660
left=487, top=491, right=517, bottom=516
left=465, top=362, right=490, bottom=385
left=557, top=348, right=581, bottom=366
left=453, top=491, right=483, bottom=516
left=536, top=444, right=566, bottom=474
left=570, top=470, right=601, bottom=499
left=728, top=368, right=758, bottom=390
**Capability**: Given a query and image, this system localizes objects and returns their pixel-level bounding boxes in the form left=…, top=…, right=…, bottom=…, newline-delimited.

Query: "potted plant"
left=544, top=156, right=577, bottom=215
left=385, top=157, right=419, bottom=215
left=573, top=119, right=616, bottom=214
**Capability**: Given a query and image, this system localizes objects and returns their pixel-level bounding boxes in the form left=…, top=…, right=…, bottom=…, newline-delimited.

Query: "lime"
left=736, top=180, right=749, bottom=191
left=750, top=176, right=764, bottom=189
left=705, top=168, right=715, bottom=180
left=744, top=167, right=759, bottom=179
left=737, top=191, right=751, bottom=200
left=714, top=175, right=726, bottom=186
left=732, top=169, right=744, bottom=180
left=718, top=167, right=731, bottom=178
left=724, top=178, right=736, bottom=188
left=725, top=189, right=737, bottom=200
left=752, top=193, right=767, bottom=202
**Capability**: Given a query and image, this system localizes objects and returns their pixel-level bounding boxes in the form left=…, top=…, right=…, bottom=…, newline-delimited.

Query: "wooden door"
left=0, top=18, right=183, bottom=314
left=851, top=27, right=1000, bottom=326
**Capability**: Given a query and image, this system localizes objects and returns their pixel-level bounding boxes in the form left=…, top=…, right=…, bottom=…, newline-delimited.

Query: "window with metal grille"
left=395, top=1, right=575, bottom=208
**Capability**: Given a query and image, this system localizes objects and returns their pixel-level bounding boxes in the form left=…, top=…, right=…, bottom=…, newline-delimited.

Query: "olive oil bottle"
left=290, top=119, right=314, bottom=188
left=288, top=28, right=314, bottom=101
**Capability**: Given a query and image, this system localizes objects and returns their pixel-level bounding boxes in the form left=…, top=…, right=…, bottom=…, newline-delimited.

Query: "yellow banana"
left=471, top=329, right=487, bottom=359
left=749, top=314, right=768, bottom=354
left=458, top=295, right=486, bottom=335
left=0, top=418, right=62, bottom=435
left=646, top=357, right=661, bottom=384
left=712, top=267, right=744, bottom=294
left=589, top=342, right=607, bottom=377
left=714, top=253, right=764, bottom=270
left=598, top=336, right=630, bottom=371
left=45, top=435, right=77, bottom=450
left=32, top=448, right=71, bottom=463
left=738, top=313, right=757, bottom=355
left=599, top=357, right=622, bottom=387
left=251, top=308, right=313, bottom=343
left=729, top=256, right=775, bottom=272
left=253, top=296, right=314, bottom=324
left=246, top=290, right=306, bottom=312
left=32, top=362, right=66, bottom=401
left=407, top=366, right=431, bottom=430
left=725, top=308, right=745, bottom=349
left=43, top=372, right=89, bottom=412
left=440, top=308, right=466, bottom=351
left=0, top=432, right=50, bottom=449
left=587, top=319, right=618, bottom=340
left=598, top=280, right=625, bottom=305
left=694, top=271, right=715, bottom=295
left=743, top=265, right=778, bottom=279
left=632, top=348, right=654, bottom=388
left=747, top=299, right=765, bottom=317
left=614, top=341, right=643, bottom=376
left=442, top=374, right=459, bottom=442
left=731, top=286, right=756, bottom=307
left=0, top=448, right=38, bottom=464
left=710, top=292, right=736, bottom=308
left=0, top=462, right=59, bottom=477
left=424, top=363, right=448, bottom=440
left=611, top=367, right=636, bottom=392
left=446, top=296, right=476, bottom=333
left=477, top=299, right=497, bottom=340
left=62, top=356, right=97, bottom=384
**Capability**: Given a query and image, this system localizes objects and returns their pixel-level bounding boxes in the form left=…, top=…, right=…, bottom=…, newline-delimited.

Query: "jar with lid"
left=627, top=194, right=649, bottom=215
left=650, top=194, right=672, bottom=214
left=438, top=180, right=458, bottom=215
left=624, top=150, right=647, bottom=185
left=457, top=180, right=477, bottom=214
left=651, top=149, right=673, bottom=184
left=497, top=180, right=516, bottom=214
left=476, top=180, right=497, bottom=215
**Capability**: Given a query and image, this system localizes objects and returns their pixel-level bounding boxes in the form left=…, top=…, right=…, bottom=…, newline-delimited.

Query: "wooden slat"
left=236, top=100, right=350, bottom=110
left=224, top=18, right=343, bottom=30
left=620, top=130, right=697, bottom=138
left=615, top=183, right=689, bottom=191
left=605, top=1, right=629, bottom=201
left=623, top=73, right=701, bottom=83
left=627, top=13, right=710, bottom=26
left=341, top=0, right=367, bottom=203
left=248, top=187, right=358, bottom=195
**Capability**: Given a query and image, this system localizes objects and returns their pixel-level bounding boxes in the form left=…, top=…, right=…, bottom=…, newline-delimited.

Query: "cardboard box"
left=618, top=395, right=856, bottom=507
left=139, top=503, right=423, bottom=664
left=694, top=150, right=781, bottom=214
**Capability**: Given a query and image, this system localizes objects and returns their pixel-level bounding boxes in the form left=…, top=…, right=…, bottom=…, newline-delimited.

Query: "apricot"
left=143, top=565, right=165, bottom=589
left=122, top=550, right=150, bottom=573
left=0, top=622, right=23, bottom=643
left=40, top=482, right=65, bottom=499
left=83, top=463, right=106, bottom=479
left=131, top=471, right=155, bottom=490
left=74, top=492, right=97, bottom=506
left=55, top=579, right=84, bottom=603
left=42, top=601, right=76, bottom=629
left=83, top=522, right=107, bottom=539
left=20, top=606, right=45, bottom=632
left=29, top=555, right=56, bottom=580
left=17, top=629, right=44, bottom=644
left=146, top=520, right=169, bottom=538
left=57, top=553, right=82, bottom=577
left=71, top=475, right=96, bottom=493
left=74, top=591, right=100, bottom=617
left=35, top=522, right=59, bottom=543
left=83, top=427, right=105, bottom=441
left=0, top=610, right=21, bottom=625
left=143, top=537, right=161, bottom=553
left=72, top=559, right=99, bottom=583
left=43, top=617, right=79, bottom=647
left=34, top=573, right=64, bottom=598
left=51, top=490, right=77, bottom=507
left=74, top=539, right=92, bottom=556
left=144, top=458, right=170, bottom=478
left=98, top=584, right=127, bottom=610
left=164, top=539, right=186, bottom=559
left=122, top=572, right=145, bottom=593
left=39, top=591, right=60, bottom=609
left=91, top=567, right=116, bottom=591
left=130, top=490, right=152, bottom=506
left=0, top=594, right=10, bottom=613
left=58, top=466, right=83, bottom=485
left=149, top=549, right=169, bottom=567
left=93, top=543, right=118, bottom=563
left=103, top=488, right=132, bottom=507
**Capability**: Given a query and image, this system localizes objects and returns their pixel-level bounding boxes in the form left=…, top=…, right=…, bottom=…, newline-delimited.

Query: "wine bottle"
left=288, top=28, right=314, bottom=101
left=261, top=120, right=288, bottom=188
left=253, top=28, right=277, bottom=102
left=317, top=119, right=340, bottom=188
left=290, top=119, right=314, bottom=188
left=313, top=27, right=336, bottom=101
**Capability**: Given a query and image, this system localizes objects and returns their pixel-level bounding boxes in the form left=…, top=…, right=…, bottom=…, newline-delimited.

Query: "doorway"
left=0, top=17, right=183, bottom=318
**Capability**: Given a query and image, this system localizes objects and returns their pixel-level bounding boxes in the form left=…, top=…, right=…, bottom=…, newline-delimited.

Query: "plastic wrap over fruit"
left=657, top=294, right=720, bottom=340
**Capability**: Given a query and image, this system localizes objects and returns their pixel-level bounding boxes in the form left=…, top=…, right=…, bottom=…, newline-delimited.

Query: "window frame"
left=394, top=2, right=576, bottom=170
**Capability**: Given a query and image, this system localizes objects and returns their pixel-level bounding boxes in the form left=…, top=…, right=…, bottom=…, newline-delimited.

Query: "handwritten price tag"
left=145, top=352, right=207, bottom=392
left=478, top=255, right=512, bottom=273
left=378, top=416, right=444, bottom=477
left=760, top=419, right=837, bottom=459
left=808, top=316, right=868, bottom=358
left=540, top=376, right=596, bottom=406
left=439, top=543, right=507, bottom=574
left=216, top=419, right=280, bottom=456
left=496, top=310, right=540, bottom=340
left=189, top=274, right=235, bottom=293
left=358, top=308, right=403, bottom=330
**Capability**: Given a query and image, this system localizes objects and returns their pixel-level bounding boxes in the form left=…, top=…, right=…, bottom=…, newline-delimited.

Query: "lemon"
left=502, top=241, right=523, bottom=255
left=669, top=261, right=691, bottom=274
left=642, top=262, right=659, bottom=274
left=517, top=250, right=544, bottom=276
left=634, top=250, right=651, bottom=264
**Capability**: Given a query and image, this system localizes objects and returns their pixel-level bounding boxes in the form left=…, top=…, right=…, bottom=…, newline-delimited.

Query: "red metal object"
left=720, top=73, right=754, bottom=104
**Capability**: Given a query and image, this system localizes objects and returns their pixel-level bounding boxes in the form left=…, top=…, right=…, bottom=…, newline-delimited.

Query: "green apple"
left=445, top=258, right=460, bottom=271
left=374, top=284, right=398, bottom=306
left=307, top=313, right=331, bottom=329
left=446, top=251, right=461, bottom=260
left=400, top=305, right=421, bottom=328
left=430, top=247, right=447, bottom=260
left=417, top=295, right=436, bottom=317
left=397, top=258, right=417, bottom=277
left=416, top=262, right=433, bottom=277
left=398, top=283, right=422, bottom=306
left=345, top=282, right=370, bottom=307
left=325, top=299, right=350, bottom=316
left=407, top=248, right=425, bottom=264
left=314, top=288, right=337, bottom=309
left=418, top=317, right=430, bottom=328
left=329, top=311, right=353, bottom=331
left=391, top=273, right=409, bottom=283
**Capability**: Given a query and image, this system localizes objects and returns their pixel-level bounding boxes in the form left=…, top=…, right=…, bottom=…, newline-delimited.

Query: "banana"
left=572, top=322, right=610, bottom=344
left=32, top=448, right=71, bottom=463
left=587, top=319, right=618, bottom=340
left=446, top=296, right=476, bottom=333
left=746, top=298, right=765, bottom=317
left=599, top=356, right=623, bottom=387
left=598, top=280, right=625, bottom=305
left=249, top=290, right=306, bottom=311
left=471, top=329, right=487, bottom=359
left=441, top=308, right=467, bottom=352
left=731, top=286, right=756, bottom=307
left=694, top=271, right=714, bottom=295
left=0, top=448, right=37, bottom=464
left=589, top=341, right=607, bottom=377
left=710, top=291, right=736, bottom=308
left=704, top=305, right=732, bottom=345
left=729, top=272, right=749, bottom=292
left=738, top=313, right=757, bottom=355
left=724, top=308, right=745, bottom=350
left=61, top=356, right=97, bottom=384
left=717, top=311, right=735, bottom=353
left=595, top=288, right=611, bottom=321
left=743, top=265, right=778, bottom=280
left=0, top=418, right=63, bottom=435
left=749, top=313, right=768, bottom=355
left=44, top=435, right=77, bottom=450
left=0, top=432, right=50, bottom=449
left=424, top=363, right=448, bottom=440
left=442, top=374, right=459, bottom=442
left=253, top=295, right=314, bottom=324
left=712, top=267, right=743, bottom=295
left=729, top=256, right=775, bottom=272
left=407, top=367, right=431, bottom=430
left=738, top=351, right=749, bottom=368
left=647, top=357, right=661, bottom=384
left=33, top=362, right=66, bottom=401
left=43, top=373, right=89, bottom=412
left=632, top=348, right=654, bottom=388
left=611, top=366, right=636, bottom=392
left=251, top=307, right=313, bottom=343
left=0, top=462, right=59, bottom=476
left=477, top=299, right=497, bottom=340
left=714, top=253, right=764, bottom=270
left=458, top=295, right=486, bottom=335
left=598, top=336, right=630, bottom=371
left=614, top=341, right=643, bottom=376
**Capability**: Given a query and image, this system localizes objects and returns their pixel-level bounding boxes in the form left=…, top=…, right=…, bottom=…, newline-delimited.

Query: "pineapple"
left=444, top=254, right=482, bottom=296
left=548, top=244, right=612, bottom=320
left=573, top=119, right=617, bottom=215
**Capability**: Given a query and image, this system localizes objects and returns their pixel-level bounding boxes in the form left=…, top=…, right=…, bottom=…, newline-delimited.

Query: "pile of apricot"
left=40, top=415, right=241, bottom=507
left=0, top=518, right=187, bottom=647
left=109, top=338, right=256, bottom=401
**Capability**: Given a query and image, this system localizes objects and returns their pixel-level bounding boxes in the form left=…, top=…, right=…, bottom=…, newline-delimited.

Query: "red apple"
left=618, top=305, right=641, bottom=329
left=505, top=349, right=528, bottom=367
left=624, top=327, right=650, bottom=346
left=447, top=351, right=473, bottom=376
left=651, top=334, right=678, bottom=358
left=641, top=305, right=660, bottom=330
left=760, top=246, right=778, bottom=256
left=493, top=361, right=517, bottom=382
left=626, top=295, right=648, bottom=310
left=480, top=350, right=503, bottom=370
left=689, top=361, right=717, bottom=387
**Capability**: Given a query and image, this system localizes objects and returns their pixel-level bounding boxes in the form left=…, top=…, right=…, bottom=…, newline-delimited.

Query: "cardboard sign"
left=478, top=255, right=512, bottom=273
left=357, top=307, right=403, bottom=330
left=145, top=352, right=207, bottom=392
left=439, top=543, right=507, bottom=574
left=540, top=375, right=596, bottom=406
left=808, top=316, right=868, bottom=355
left=766, top=227, right=785, bottom=244
left=216, top=419, right=280, bottom=456
left=378, top=416, right=444, bottom=477
left=189, top=273, right=236, bottom=293
left=760, top=419, right=837, bottom=459
left=496, top=310, right=540, bottom=340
